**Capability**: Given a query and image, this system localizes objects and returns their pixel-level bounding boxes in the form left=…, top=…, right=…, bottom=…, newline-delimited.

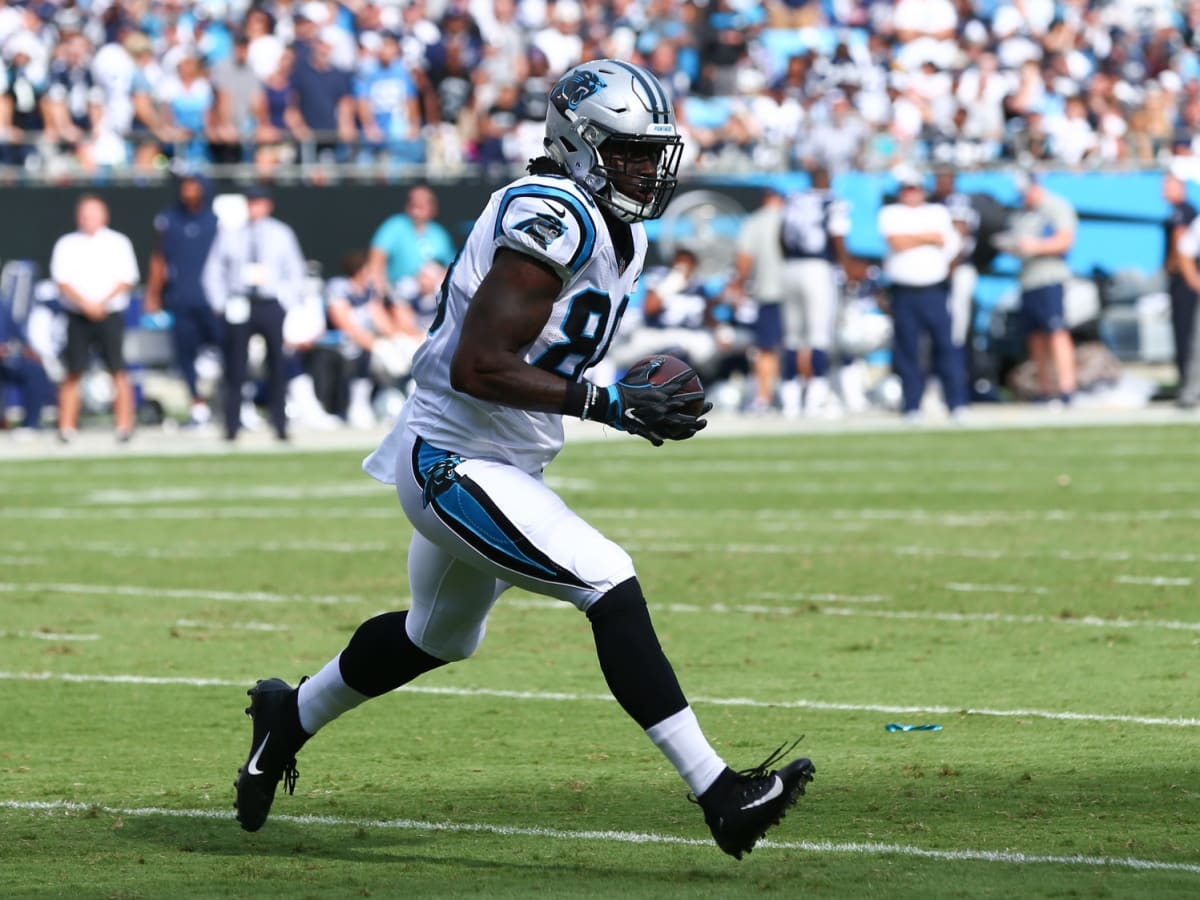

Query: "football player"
left=234, top=60, right=814, bottom=859
left=778, top=165, right=851, bottom=417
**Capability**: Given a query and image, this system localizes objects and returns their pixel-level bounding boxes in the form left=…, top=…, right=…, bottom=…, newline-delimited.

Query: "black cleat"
left=694, top=740, right=815, bottom=860
left=234, top=677, right=308, bottom=832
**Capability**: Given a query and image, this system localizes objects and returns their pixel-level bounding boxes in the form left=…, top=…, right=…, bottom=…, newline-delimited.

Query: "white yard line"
left=1114, top=575, right=1193, bottom=587
left=503, top=596, right=1200, bottom=634
left=2, top=799, right=1197, bottom=874
left=0, top=671, right=1194, bottom=728
left=0, top=507, right=398, bottom=520
left=0, top=555, right=44, bottom=565
left=750, top=591, right=891, bottom=604
left=0, top=631, right=100, bottom=641
left=172, top=619, right=291, bottom=632
left=0, top=582, right=366, bottom=605
left=945, top=583, right=1048, bottom=595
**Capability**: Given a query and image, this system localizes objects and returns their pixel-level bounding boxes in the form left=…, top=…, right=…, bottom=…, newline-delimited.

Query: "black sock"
left=587, top=578, right=687, bottom=729
left=337, top=610, right=449, bottom=697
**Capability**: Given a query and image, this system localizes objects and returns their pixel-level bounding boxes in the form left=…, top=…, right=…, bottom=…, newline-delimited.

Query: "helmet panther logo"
left=553, top=70, right=606, bottom=112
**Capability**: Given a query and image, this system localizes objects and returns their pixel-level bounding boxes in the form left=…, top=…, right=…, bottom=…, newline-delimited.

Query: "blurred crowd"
left=2, top=0, right=1200, bottom=179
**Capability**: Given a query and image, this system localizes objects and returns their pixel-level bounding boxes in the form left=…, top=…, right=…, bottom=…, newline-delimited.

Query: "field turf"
left=1, top=422, right=1198, bottom=898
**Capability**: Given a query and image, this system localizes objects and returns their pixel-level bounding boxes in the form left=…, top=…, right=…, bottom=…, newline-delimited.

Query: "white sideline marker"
left=0, top=671, right=1196, bottom=728
left=2, top=800, right=1198, bottom=875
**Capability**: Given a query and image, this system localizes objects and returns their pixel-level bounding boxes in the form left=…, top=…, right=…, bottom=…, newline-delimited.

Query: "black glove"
left=594, top=360, right=711, bottom=446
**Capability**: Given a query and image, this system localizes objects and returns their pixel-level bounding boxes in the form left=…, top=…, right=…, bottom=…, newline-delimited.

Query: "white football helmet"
left=544, top=59, right=683, bottom=223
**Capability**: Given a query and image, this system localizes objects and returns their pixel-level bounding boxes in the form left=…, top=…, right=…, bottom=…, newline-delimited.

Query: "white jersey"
left=365, top=173, right=645, bottom=480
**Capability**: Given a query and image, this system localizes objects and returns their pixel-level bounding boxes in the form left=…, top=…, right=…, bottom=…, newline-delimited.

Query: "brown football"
left=632, top=354, right=706, bottom=417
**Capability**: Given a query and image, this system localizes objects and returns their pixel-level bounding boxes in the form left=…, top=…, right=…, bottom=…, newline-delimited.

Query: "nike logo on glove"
left=740, top=776, right=783, bottom=810
left=247, top=732, right=270, bottom=775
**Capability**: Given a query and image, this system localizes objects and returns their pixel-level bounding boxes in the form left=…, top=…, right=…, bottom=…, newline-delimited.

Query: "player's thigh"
left=405, top=528, right=503, bottom=661
left=396, top=436, right=634, bottom=612
left=780, top=261, right=807, bottom=348
left=801, top=260, right=837, bottom=350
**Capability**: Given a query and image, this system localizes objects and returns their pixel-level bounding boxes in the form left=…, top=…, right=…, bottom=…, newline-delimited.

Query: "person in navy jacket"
left=144, top=173, right=222, bottom=426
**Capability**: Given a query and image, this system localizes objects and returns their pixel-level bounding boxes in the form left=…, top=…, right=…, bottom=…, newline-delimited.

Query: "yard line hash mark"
left=0, top=582, right=367, bottom=605
left=1, top=671, right=1195, bottom=728
left=3, top=800, right=1197, bottom=875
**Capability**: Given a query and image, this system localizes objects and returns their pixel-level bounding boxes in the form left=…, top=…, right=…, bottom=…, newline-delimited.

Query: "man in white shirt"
left=877, top=168, right=966, bottom=420
left=50, top=194, right=140, bottom=442
left=202, top=184, right=307, bottom=441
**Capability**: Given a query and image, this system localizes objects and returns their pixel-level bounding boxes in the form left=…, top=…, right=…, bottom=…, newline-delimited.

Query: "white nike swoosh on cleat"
left=740, top=776, right=784, bottom=811
left=246, top=732, right=270, bottom=776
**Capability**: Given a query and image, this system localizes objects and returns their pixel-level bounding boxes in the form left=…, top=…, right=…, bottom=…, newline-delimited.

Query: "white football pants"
left=781, top=258, right=837, bottom=352
left=392, top=425, right=635, bottom=662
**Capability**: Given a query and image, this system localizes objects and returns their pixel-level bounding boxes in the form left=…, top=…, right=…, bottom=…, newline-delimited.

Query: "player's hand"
left=599, top=360, right=708, bottom=446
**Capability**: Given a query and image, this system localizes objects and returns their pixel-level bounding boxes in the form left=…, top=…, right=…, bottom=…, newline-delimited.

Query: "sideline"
left=1, top=404, right=1198, bottom=462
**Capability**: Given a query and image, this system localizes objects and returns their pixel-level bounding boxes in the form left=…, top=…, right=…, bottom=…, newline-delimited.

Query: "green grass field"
left=1, top=423, right=1198, bottom=899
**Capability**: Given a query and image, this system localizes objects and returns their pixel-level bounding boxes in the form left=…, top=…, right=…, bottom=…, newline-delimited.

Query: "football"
left=632, top=354, right=706, bottom=417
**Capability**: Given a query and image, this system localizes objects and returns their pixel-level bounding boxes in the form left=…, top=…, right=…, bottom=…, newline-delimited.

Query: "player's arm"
left=450, top=247, right=570, bottom=413
left=452, top=248, right=708, bottom=444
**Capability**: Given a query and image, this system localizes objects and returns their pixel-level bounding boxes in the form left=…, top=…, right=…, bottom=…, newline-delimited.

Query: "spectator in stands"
left=531, top=0, right=583, bottom=78
left=202, top=184, right=306, bottom=442
left=1164, top=169, right=1199, bottom=393
left=254, top=46, right=298, bottom=172
left=726, top=186, right=788, bottom=414
left=355, top=30, right=423, bottom=166
left=127, top=31, right=172, bottom=172
left=43, top=32, right=100, bottom=167
left=367, top=184, right=455, bottom=297
left=1, top=41, right=47, bottom=169
left=474, top=79, right=521, bottom=171
left=1009, top=171, right=1078, bottom=406
left=156, top=51, right=215, bottom=164
left=209, top=31, right=260, bottom=165
left=144, top=173, right=221, bottom=427
left=244, top=6, right=284, bottom=82
left=50, top=194, right=140, bottom=443
left=424, top=33, right=478, bottom=171
left=288, top=29, right=355, bottom=163
left=878, top=167, right=966, bottom=421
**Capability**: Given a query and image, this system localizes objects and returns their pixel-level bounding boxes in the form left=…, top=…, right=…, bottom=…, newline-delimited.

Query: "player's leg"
left=400, top=438, right=814, bottom=857
left=801, top=260, right=836, bottom=417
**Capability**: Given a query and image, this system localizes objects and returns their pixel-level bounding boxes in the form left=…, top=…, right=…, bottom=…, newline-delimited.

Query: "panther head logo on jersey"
left=552, top=69, right=606, bottom=112
left=513, top=212, right=568, bottom=249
